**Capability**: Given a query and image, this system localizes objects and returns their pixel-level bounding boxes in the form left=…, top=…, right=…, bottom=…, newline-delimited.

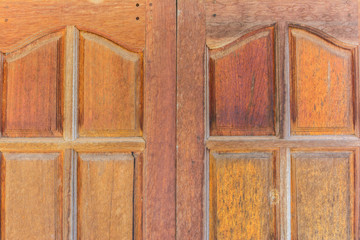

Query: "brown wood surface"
left=77, top=153, right=135, bottom=240
left=206, top=0, right=358, bottom=48
left=78, top=31, right=143, bottom=137
left=144, top=0, right=176, bottom=238
left=1, top=152, right=63, bottom=240
left=176, top=0, right=206, bottom=238
left=209, top=26, right=276, bottom=136
left=210, top=151, right=278, bottom=240
left=0, top=0, right=145, bottom=52
left=290, top=27, right=356, bottom=135
left=291, top=151, right=355, bottom=240
left=3, top=31, right=64, bottom=137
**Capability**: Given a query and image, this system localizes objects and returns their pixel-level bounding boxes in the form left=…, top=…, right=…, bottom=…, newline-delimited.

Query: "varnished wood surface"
left=290, top=27, right=356, bottom=135
left=176, top=0, right=206, bottom=238
left=1, top=152, right=63, bottom=240
left=0, top=0, right=145, bottom=52
left=210, top=151, right=278, bottom=240
left=77, top=153, right=135, bottom=240
left=291, top=151, right=355, bottom=239
left=78, top=32, right=143, bottom=137
left=3, top=31, right=64, bottom=137
left=209, top=26, right=276, bottom=136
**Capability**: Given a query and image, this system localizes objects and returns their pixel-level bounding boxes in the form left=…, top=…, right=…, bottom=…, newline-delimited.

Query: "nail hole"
left=149, top=2, right=152, bottom=6
left=4, top=19, right=8, bottom=22
left=213, top=14, right=216, bottom=17
left=136, top=17, right=140, bottom=20
left=136, top=3, right=139, bottom=7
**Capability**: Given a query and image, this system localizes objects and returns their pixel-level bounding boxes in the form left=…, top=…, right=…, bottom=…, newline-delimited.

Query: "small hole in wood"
left=213, top=14, right=216, bottom=17
left=4, top=19, right=8, bottom=22
left=136, top=3, right=139, bottom=7
left=136, top=17, right=140, bottom=20
left=149, top=2, right=152, bottom=6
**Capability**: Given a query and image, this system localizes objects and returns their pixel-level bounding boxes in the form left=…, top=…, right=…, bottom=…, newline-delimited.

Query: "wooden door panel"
left=209, top=26, right=276, bottom=136
left=77, top=153, right=136, bottom=240
left=291, top=151, right=355, bottom=240
left=1, top=152, right=63, bottom=240
left=209, top=150, right=278, bottom=240
left=3, top=31, right=64, bottom=137
left=78, top=32, right=143, bottom=137
left=0, top=0, right=176, bottom=238
left=177, top=0, right=360, bottom=239
left=290, top=27, right=356, bottom=135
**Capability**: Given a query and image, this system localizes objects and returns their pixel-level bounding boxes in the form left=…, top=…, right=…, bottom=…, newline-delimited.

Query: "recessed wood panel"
left=77, top=153, right=134, bottom=240
left=209, top=27, right=276, bottom=136
left=79, top=32, right=142, bottom=137
left=1, top=152, right=63, bottom=240
left=210, top=151, right=277, bottom=240
left=291, top=151, right=355, bottom=240
left=290, top=27, right=356, bottom=135
left=3, top=31, right=64, bottom=137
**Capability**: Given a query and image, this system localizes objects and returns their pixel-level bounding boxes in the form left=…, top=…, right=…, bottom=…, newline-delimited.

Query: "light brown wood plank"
left=1, top=152, right=63, bottom=240
left=144, top=0, right=176, bottom=238
left=78, top=32, right=143, bottom=137
left=77, top=153, right=134, bottom=240
left=209, top=26, right=276, bottom=136
left=290, top=26, right=357, bottom=135
left=210, top=150, right=278, bottom=240
left=0, top=0, right=145, bottom=52
left=291, top=151, right=355, bottom=239
left=3, top=31, right=64, bottom=137
left=176, top=0, right=206, bottom=238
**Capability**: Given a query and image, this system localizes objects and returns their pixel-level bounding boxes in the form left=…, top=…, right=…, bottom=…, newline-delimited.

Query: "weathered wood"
left=290, top=26, right=357, bottom=135
left=77, top=153, right=135, bottom=240
left=3, top=31, right=64, bottom=137
left=1, top=152, right=63, bottom=240
left=209, top=26, right=276, bottom=136
left=291, top=150, right=355, bottom=239
left=78, top=31, right=143, bottom=137
left=210, top=150, right=278, bottom=240
left=144, top=0, right=176, bottom=238
left=0, top=0, right=145, bottom=52
left=176, top=0, right=206, bottom=238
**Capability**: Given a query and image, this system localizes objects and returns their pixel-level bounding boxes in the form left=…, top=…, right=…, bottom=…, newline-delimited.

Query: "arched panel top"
left=208, top=26, right=276, bottom=136
left=2, top=30, right=65, bottom=137
left=78, top=31, right=143, bottom=137
left=289, top=26, right=357, bottom=136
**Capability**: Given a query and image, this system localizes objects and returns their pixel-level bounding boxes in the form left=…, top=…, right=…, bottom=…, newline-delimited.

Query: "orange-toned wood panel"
left=209, top=27, right=276, bottom=136
left=0, top=0, right=145, bottom=52
left=3, top=31, right=64, bottom=137
left=79, top=32, right=142, bottom=137
left=1, top=152, right=63, bottom=240
left=77, top=153, right=135, bottom=240
left=290, top=27, right=356, bottom=135
left=291, top=151, right=355, bottom=240
left=210, top=151, right=277, bottom=240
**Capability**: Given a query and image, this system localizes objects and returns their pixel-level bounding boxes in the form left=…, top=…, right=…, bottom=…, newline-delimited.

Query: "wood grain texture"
left=205, top=0, right=358, bottom=48
left=210, top=151, right=278, bottom=240
left=77, top=153, right=135, bottom=240
left=0, top=0, right=145, bottom=52
left=209, top=26, right=276, bottom=136
left=3, top=31, right=64, bottom=137
left=78, top=32, right=143, bottom=137
left=176, top=0, right=206, bottom=238
left=291, top=151, right=355, bottom=240
left=290, top=27, right=356, bottom=135
left=1, top=152, right=63, bottom=240
left=144, top=0, right=176, bottom=238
